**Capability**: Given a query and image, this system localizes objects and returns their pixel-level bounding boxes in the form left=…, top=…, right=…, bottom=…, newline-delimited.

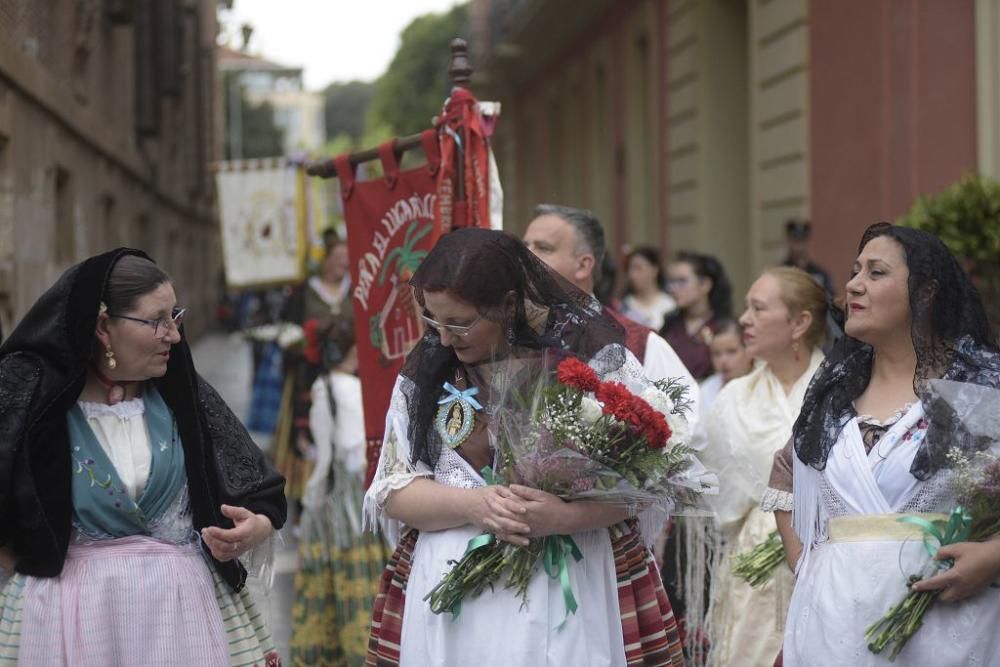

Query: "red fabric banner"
left=436, top=88, right=491, bottom=232
left=334, top=130, right=441, bottom=486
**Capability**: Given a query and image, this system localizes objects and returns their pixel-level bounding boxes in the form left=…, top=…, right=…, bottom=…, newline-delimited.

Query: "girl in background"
left=291, top=316, right=389, bottom=666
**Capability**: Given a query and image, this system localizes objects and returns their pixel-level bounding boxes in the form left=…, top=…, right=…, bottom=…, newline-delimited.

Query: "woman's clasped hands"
left=467, top=485, right=572, bottom=547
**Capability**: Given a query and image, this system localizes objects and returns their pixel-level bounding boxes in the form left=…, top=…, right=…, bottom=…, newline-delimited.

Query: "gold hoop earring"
left=105, top=347, right=117, bottom=370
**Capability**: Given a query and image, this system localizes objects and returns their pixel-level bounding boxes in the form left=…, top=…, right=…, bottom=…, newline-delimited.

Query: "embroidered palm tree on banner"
left=373, top=222, right=432, bottom=361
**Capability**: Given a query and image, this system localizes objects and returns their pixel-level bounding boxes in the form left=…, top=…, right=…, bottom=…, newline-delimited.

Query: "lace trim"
left=197, top=377, right=265, bottom=493
left=854, top=401, right=916, bottom=428
left=78, top=397, right=146, bottom=420
left=760, top=487, right=793, bottom=512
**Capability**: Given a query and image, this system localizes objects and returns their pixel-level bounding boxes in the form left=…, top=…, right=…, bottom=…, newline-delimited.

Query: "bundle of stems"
left=732, top=530, right=784, bottom=588
left=863, top=577, right=937, bottom=662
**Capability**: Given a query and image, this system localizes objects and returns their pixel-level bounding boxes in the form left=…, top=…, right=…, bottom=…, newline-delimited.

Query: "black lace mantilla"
left=196, top=376, right=265, bottom=494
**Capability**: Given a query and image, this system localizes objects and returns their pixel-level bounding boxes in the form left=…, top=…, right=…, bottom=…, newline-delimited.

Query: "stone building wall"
left=0, top=0, right=221, bottom=339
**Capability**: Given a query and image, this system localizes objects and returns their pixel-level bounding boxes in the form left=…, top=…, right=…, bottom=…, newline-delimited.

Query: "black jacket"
left=0, top=248, right=286, bottom=591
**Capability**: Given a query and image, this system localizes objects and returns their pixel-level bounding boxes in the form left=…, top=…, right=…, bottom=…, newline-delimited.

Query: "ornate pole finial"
left=448, top=38, right=472, bottom=88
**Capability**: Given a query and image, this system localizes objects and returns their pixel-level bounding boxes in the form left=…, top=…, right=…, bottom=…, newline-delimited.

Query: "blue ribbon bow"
left=438, top=382, right=483, bottom=411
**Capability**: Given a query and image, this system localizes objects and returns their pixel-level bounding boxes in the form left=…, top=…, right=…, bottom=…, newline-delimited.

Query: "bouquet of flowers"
left=425, top=353, right=716, bottom=618
left=865, top=379, right=1000, bottom=661
left=732, top=531, right=784, bottom=588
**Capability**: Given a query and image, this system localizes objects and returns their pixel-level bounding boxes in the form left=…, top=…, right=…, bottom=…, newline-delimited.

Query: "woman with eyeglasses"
left=0, top=250, right=286, bottom=665
left=363, top=228, right=692, bottom=666
left=660, top=252, right=733, bottom=380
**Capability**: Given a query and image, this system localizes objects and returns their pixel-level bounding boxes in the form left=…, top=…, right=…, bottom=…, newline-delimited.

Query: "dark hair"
left=712, top=317, right=743, bottom=342
left=104, top=255, right=171, bottom=315
left=664, top=251, right=733, bottom=326
left=794, top=222, right=999, bottom=479
left=625, top=246, right=666, bottom=293
left=860, top=223, right=995, bottom=352
left=594, top=252, right=618, bottom=306
left=532, top=203, right=606, bottom=284
left=405, top=228, right=620, bottom=467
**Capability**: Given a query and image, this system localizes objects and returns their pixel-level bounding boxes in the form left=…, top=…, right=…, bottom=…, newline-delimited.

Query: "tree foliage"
left=899, top=174, right=1000, bottom=270
left=367, top=4, right=470, bottom=136
left=323, top=80, right=376, bottom=142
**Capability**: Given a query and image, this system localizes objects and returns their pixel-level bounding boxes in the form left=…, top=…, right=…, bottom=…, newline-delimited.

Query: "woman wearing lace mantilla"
left=775, top=223, right=1000, bottom=665
left=363, top=229, right=691, bottom=666
left=0, top=250, right=286, bottom=666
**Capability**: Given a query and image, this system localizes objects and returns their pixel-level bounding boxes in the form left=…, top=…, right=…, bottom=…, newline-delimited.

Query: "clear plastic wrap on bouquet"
left=488, top=349, right=718, bottom=516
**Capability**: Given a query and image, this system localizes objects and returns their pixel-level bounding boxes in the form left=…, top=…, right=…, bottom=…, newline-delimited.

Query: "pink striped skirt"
left=11, top=536, right=232, bottom=666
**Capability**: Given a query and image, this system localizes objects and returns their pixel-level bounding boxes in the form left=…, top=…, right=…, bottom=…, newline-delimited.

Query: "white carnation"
left=579, top=397, right=604, bottom=425
left=666, top=411, right=689, bottom=445
left=640, top=386, right=674, bottom=416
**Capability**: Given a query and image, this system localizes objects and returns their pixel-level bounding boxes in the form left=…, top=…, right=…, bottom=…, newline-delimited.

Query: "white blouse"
left=77, top=398, right=151, bottom=500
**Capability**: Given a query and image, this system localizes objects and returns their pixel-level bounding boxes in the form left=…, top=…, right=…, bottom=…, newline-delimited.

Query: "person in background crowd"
left=290, top=315, right=389, bottom=666
left=699, top=318, right=754, bottom=416
left=0, top=249, right=286, bottom=666
left=660, top=252, right=733, bottom=380
left=782, top=219, right=834, bottom=296
left=274, top=240, right=353, bottom=513
left=523, top=204, right=699, bottom=419
left=693, top=267, right=828, bottom=666
left=623, top=246, right=676, bottom=331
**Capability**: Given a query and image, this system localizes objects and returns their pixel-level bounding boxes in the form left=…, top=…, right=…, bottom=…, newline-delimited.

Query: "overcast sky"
left=220, top=0, right=464, bottom=91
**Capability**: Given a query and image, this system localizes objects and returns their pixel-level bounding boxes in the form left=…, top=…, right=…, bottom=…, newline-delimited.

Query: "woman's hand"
left=508, top=485, right=574, bottom=539
left=201, top=504, right=274, bottom=562
left=465, top=485, right=531, bottom=546
left=911, top=539, right=1000, bottom=602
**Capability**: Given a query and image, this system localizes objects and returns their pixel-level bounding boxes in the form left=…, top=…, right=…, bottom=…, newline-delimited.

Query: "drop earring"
left=792, top=340, right=801, bottom=361
left=105, top=347, right=117, bottom=369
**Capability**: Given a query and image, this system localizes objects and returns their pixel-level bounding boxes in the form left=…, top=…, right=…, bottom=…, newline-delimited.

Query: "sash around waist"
left=827, top=513, right=948, bottom=543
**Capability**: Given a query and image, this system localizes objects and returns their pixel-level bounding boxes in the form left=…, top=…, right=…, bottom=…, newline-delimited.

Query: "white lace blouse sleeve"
left=304, top=376, right=335, bottom=510
left=362, top=375, right=433, bottom=546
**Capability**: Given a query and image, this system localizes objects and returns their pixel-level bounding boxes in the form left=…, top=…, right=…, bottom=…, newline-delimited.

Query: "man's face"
left=523, top=214, right=592, bottom=291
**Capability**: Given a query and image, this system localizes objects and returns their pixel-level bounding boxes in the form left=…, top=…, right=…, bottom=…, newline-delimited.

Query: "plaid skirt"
left=365, top=521, right=684, bottom=667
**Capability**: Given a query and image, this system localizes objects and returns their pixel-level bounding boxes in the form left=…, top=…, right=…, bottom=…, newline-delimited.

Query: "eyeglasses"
left=421, top=313, right=483, bottom=337
left=667, top=277, right=694, bottom=288
left=110, top=307, right=186, bottom=338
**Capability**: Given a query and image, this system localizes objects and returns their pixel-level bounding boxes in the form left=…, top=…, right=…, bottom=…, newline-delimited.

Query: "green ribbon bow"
left=542, top=534, right=584, bottom=628
left=897, top=506, right=973, bottom=561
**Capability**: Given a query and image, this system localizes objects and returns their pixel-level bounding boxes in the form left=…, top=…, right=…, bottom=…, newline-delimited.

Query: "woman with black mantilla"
left=778, top=223, right=1000, bottom=665
left=0, top=249, right=286, bottom=666
left=363, top=228, right=690, bottom=667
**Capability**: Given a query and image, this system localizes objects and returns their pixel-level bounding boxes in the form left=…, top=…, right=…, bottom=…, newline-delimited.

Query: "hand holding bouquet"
left=425, top=354, right=715, bottom=619
left=865, top=379, right=1000, bottom=661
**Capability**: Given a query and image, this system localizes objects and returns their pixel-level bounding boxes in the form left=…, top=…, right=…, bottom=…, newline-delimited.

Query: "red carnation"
left=595, top=381, right=633, bottom=417
left=557, top=357, right=601, bottom=392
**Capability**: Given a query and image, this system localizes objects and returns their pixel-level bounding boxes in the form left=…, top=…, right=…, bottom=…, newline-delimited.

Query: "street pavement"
left=190, top=332, right=297, bottom=662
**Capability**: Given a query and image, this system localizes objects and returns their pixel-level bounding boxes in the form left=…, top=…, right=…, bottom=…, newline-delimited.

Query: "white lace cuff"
left=760, top=487, right=793, bottom=512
